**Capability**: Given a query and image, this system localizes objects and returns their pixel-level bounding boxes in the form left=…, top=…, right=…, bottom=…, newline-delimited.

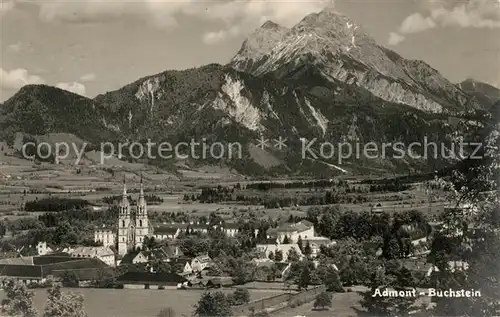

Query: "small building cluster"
left=94, top=179, right=244, bottom=250
left=257, top=220, right=335, bottom=261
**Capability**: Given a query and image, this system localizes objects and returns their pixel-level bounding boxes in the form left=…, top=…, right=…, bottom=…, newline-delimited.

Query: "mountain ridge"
left=232, top=14, right=482, bottom=114
left=0, top=8, right=493, bottom=176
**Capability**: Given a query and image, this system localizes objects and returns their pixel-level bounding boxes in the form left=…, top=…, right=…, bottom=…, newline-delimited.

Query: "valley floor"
left=0, top=288, right=286, bottom=317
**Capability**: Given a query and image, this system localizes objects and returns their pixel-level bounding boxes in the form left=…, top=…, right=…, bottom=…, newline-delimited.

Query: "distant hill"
left=0, top=85, right=117, bottom=145
left=457, top=79, right=500, bottom=109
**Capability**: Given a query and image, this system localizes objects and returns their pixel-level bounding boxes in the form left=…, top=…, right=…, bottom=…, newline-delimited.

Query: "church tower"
left=118, top=176, right=131, bottom=256
left=135, top=174, right=149, bottom=249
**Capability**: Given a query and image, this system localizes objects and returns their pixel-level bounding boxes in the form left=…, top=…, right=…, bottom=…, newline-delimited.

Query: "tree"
left=304, top=240, right=312, bottom=257
left=318, top=212, right=336, bottom=238
left=287, top=247, right=300, bottom=262
left=297, top=235, right=303, bottom=252
left=357, top=265, right=422, bottom=316
left=297, top=262, right=311, bottom=290
left=194, top=292, right=232, bottom=317
left=43, top=283, right=88, bottom=317
left=324, top=269, right=343, bottom=292
left=157, top=307, right=175, bottom=317
left=143, top=236, right=159, bottom=251
left=1, top=278, right=37, bottom=317
left=60, top=270, right=79, bottom=287
left=287, top=248, right=300, bottom=262
left=52, top=220, right=78, bottom=246
left=149, top=259, right=172, bottom=274
left=268, top=251, right=274, bottom=261
left=230, top=288, right=250, bottom=305
left=313, top=292, right=332, bottom=310
left=382, top=237, right=400, bottom=260
left=274, top=250, right=283, bottom=262
left=282, top=235, right=290, bottom=244
left=426, top=107, right=500, bottom=317
left=232, top=261, right=254, bottom=285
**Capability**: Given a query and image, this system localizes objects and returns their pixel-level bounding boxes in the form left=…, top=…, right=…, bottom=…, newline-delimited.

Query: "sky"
left=1, top=0, right=499, bottom=101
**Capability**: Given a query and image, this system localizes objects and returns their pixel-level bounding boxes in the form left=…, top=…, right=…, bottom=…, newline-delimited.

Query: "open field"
left=0, top=288, right=286, bottom=317
left=273, top=291, right=363, bottom=317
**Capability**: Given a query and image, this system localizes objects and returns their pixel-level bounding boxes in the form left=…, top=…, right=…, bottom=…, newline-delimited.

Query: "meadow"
left=0, top=287, right=286, bottom=317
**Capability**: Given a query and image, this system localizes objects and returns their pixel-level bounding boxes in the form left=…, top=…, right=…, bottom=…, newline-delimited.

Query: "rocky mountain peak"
left=260, top=20, right=282, bottom=30
left=231, top=20, right=289, bottom=69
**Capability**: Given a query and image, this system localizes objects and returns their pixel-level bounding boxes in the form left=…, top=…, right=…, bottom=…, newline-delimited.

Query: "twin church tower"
left=118, top=175, right=150, bottom=256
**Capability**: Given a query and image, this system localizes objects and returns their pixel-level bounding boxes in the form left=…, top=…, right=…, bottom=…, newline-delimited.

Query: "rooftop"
left=276, top=220, right=313, bottom=233
left=117, top=272, right=187, bottom=284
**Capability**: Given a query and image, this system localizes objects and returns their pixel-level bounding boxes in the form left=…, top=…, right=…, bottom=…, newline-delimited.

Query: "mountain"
left=231, top=9, right=483, bottom=114
left=457, top=79, right=500, bottom=108
left=0, top=85, right=116, bottom=145
left=0, top=8, right=492, bottom=176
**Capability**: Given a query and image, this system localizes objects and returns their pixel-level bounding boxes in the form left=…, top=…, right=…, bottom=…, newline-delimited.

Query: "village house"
left=119, top=246, right=183, bottom=267
left=36, top=242, right=53, bottom=256
left=182, top=261, right=193, bottom=275
left=64, top=246, right=116, bottom=267
left=94, top=227, right=116, bottom=247
left=153, top=225, right=181, bottom=240
left=302, top=237, right=336, bottom=257
left=268, top=220, right=315, bottom=243
left=119, top=251, right=149, bottom=266
left=426, top=261, right=469, bottom=277
left=220, top=222, right=239, bottom=237
left=191, top=255, right=211, bottom=272
left=256, top=239, right=304, bottom=262
left=0, top=256, right=112, bottom=285
left=116, top=271, right=188, bottom=289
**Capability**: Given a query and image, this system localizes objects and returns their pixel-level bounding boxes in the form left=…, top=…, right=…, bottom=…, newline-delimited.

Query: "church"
left=117, top=176, right=150, bottom=256
left=94, top=176, right=151, bottom=256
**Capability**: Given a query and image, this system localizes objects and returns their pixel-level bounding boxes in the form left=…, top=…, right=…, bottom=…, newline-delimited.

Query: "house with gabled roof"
left=64, top=246, right=116, bottom=267
left=191, top=255, right=211, bottom=272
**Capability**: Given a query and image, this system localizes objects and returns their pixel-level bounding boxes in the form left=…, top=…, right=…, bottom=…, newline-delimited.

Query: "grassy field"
left=0, top=287, right=286, bottom=317
left=273, top=291, right=363, bottom=317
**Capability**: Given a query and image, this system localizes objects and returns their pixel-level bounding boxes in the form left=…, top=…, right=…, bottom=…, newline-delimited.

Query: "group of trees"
left=192, top=289, right=252, bottom=317
left=184, top=183, right=415, bottom=208
left=356, top=105, right=500, bottom=316
left=1, top=279, right=88, bottom=317
left=246, top=180, right=336, bottom=190
left=197, top=186, right=235, bottom=203
left=185, top=179, right=411, bottom=208
left=0, top=207, right=119, bottom=252
left=24, top=197, right=89, bottom=212
left=102, top=194, right=164, bottom=205
left=312, top=207, right=429, bottom=245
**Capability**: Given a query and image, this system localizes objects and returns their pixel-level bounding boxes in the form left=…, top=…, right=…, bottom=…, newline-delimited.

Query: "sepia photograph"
left=0, top=0, right=499, bottom=316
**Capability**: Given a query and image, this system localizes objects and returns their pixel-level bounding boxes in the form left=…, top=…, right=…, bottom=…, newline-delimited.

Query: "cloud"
left=388, top=32, right=405, bottom=46
left=203, top=26, right=240, bottom=45
left=430, top=1, right=500, bottom=28
left=12, top=0, right=329, bottom=43
left=388, top=0, right=500, bottom=45
left=0, top=0, right=14, bottom=16
left=7, top=42, right=21, bottom=52
left=56, top=82, right=86, bottom=96
left=0, top=68, right=45, bottom=90
left=200, top=0, right=329, bottom=44
left=399, top=13, right=436, bottom=34
left=79, top=73, right=96, bottom=82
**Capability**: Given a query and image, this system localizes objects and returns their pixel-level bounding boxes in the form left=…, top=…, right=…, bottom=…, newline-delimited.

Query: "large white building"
left=268, top=220, right=315, bottom=243
left=94, top=177, right=151, bottom=256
